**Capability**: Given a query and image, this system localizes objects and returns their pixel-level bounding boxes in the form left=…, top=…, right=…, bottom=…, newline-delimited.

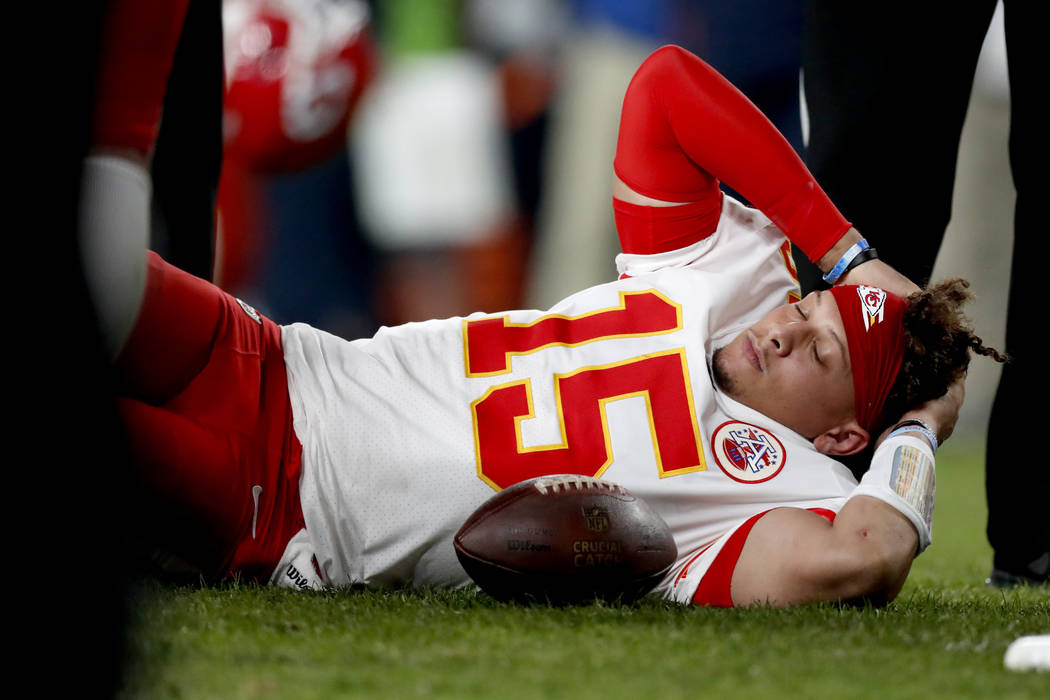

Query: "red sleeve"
left=613, top=45, right=850, bottom=262
left=91, top=0, right=191, bottom=155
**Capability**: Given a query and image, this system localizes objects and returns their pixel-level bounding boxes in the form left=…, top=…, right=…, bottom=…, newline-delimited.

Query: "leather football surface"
left=454, top=475, right=677, bottom=604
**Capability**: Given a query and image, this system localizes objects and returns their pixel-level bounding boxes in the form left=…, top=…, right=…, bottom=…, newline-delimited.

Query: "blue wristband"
left=888, top=419, right=939, bottom=453
left=822, top=239, right=870, bottom=284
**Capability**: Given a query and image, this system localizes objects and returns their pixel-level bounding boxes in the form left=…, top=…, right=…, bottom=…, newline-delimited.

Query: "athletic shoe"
left=986, top=552, right=1050, bottom=588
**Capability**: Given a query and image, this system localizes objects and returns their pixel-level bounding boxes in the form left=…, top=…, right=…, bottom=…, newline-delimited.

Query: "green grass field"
left=119, top=441, right=1048, bottom=699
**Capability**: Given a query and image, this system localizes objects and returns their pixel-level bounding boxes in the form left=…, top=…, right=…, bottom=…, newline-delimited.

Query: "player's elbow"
left=818, top=531, right=915, bottom=605
left=811, top=497, right=921, bottom=605
left=636, top=45, right=693, bottom=80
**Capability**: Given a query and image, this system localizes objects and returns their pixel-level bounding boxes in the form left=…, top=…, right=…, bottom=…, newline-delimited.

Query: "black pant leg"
left=801, top=1, right=996, bottom=290
left=151, top=0, right=224, bottom=281
left=984, top=0, right=1050, bottom=580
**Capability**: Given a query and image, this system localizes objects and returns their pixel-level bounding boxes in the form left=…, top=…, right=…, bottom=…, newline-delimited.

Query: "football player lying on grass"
left=82, top=6, right=1002, bottom=607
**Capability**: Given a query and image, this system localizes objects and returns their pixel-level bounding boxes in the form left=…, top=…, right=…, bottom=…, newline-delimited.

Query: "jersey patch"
left=236, top=298, right=262, bottom=325
left=712, top=421, right=786, bottom=484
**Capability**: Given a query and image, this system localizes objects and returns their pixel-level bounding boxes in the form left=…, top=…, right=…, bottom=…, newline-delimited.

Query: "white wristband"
left=849, top=433, right=936, bottom=553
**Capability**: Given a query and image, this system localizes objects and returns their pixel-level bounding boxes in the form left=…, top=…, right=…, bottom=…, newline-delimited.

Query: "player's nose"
left=769, top=322, right=802, bottom=356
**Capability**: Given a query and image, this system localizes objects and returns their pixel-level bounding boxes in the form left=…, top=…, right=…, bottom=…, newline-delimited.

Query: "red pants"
left=117, top=252, right=304, bottom=581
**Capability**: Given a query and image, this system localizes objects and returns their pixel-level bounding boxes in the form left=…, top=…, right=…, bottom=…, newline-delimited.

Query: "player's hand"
left=839, top=258, right=920, bottom=300
left=817, top=226, right=920, bottom=299
left=877, top=376, right=966, bottom=449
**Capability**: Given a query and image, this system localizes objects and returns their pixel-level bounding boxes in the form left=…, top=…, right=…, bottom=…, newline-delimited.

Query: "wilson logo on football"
left=856, top=285, right=887, bottom=331
left=712, top=421, right=786, bottom=484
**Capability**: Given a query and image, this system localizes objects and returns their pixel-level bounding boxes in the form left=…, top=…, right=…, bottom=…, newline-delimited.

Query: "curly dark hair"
left=879, top=278, right=1007, bottom=432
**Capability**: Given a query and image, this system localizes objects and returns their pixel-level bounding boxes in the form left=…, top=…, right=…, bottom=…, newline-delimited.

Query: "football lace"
left=532, top=475, right=627, bottom=496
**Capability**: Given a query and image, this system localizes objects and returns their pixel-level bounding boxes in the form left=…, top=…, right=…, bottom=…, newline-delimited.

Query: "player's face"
left=713, top=291, right=855, bottom=439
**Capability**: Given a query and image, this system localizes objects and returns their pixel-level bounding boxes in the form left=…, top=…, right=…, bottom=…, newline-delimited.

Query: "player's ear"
left=813, top=419, right=870, bottom=456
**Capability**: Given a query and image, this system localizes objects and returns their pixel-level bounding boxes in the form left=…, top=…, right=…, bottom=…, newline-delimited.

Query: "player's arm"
left=613, top=44, right=848, bottom=259
left=823, top=229, right=920, bottom=298
left=730, top=387, right=959, bottom=606
left=612, top=45, right=919, bottom=297
left=731, top=495, right=918, bottom=606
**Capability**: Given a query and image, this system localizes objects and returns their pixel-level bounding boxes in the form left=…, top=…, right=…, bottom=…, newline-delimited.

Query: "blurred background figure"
left=218, top=0, right=378, bottom=338
left=217, top=1, right=808, bottom=330
left=351, top=0, right=566, bottom=324
left=802, top=1, right=1047, bottom=586
left=223, top=0, right=374, bottom=175
left=351, top=0, right=515, bottom=324
left=219, top=0, right=565, bottom=329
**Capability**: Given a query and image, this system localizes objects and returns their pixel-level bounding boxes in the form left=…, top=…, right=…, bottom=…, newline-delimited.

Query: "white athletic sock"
left=77, top=155, right=150, bottom=358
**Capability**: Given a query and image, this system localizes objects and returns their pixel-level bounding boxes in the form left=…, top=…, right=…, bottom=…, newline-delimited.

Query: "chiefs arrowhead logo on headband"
left=830, top=285, right=908, bottom=432
left=857, top=285, right=887, bottom=331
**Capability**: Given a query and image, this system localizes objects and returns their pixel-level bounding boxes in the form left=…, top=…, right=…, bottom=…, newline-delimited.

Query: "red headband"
left=829, top=285, right=907, bottom=433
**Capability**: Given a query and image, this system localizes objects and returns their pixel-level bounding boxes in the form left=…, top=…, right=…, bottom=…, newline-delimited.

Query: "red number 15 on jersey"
left=463, top=290, right=707, bottom=490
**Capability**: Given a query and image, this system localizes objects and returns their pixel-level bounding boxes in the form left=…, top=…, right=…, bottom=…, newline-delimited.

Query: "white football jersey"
left=281, top=196, right=860, bottom=600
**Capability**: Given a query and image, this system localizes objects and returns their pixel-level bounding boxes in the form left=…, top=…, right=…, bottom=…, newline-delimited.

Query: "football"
left=454, top=475, right=677, bottom=604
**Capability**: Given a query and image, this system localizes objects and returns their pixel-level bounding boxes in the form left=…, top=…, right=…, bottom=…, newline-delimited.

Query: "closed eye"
left=794, top=302, right=824, bottom=364
left=797, top=304, right=824, bottom=364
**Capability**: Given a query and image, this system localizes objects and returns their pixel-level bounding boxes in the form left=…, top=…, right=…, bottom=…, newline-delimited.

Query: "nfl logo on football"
left=582, top=506, right=610, bottom=533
